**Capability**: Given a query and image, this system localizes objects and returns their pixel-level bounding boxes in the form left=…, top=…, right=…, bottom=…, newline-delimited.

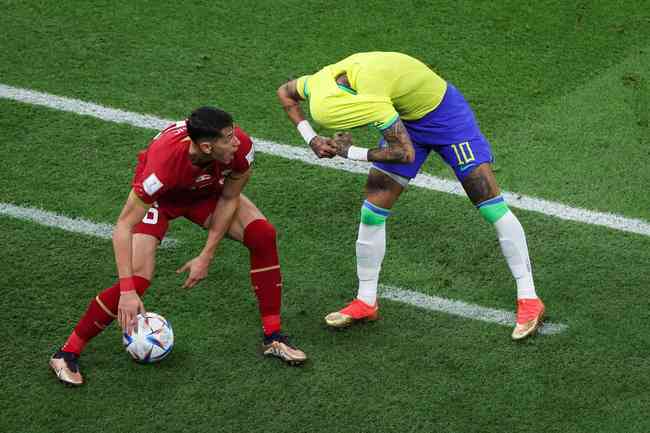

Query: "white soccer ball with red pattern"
left=122, top=312, right=174, bottom=363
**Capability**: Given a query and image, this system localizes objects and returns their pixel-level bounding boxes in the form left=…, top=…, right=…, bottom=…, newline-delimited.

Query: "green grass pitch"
left=1, top=1, right=649, bottom=432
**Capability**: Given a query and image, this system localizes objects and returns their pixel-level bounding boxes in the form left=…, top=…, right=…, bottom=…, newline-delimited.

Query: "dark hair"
left=186, top=106, right=233, bottom=142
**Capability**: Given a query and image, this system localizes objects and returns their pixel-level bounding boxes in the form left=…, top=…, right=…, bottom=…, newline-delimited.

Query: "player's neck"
left=188, top=141, right=213, bottom=167
left=335, top=73, right=351, bottom=88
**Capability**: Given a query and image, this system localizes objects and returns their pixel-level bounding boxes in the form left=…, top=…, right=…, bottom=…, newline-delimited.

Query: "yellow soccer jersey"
left=295, top=52, right=447, bottom=130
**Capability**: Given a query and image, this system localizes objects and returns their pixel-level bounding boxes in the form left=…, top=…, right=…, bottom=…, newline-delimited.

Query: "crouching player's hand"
left=118, top=291, right=145, bottom=335
left=177, top=254, right=211, bottom=289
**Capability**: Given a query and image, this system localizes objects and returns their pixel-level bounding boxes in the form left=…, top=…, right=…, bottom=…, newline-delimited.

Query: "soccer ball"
left=122, top=312, right=174, bottom=363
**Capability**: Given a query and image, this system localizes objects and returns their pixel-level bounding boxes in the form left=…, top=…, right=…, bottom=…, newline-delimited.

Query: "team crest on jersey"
left=143, top=173, right=163, bottom=196
left=193, top=173, right=214, bottom=190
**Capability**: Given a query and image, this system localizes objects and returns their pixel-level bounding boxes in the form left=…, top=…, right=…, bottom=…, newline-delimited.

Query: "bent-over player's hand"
left=118, top=291, right=144, bottom=335
left=333, top=132, right=354, bottom=158
left=309, top=136, right=337, bottom=159
left=177, top=254, right=211, bottom=289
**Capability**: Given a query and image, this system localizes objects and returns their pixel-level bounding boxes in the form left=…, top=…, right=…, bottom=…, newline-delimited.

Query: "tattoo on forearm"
left=278, top=80, right=308, bottom=125
left=284, top=81, right=302, bottom=101
left=280, top=83, right=299, bottom=109
left=368, top=119, right=414, bottom=163
left=282, top=102, right=300, bottom=115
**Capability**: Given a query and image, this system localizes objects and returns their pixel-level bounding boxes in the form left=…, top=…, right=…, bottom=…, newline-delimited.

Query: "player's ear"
left=198, top=140, right=213, bottom=155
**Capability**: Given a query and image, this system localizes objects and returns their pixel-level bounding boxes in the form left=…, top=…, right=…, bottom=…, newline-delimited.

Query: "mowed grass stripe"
left=2, top=83, right=648, bottom=237
left=0, top=202, right=178, bottom=248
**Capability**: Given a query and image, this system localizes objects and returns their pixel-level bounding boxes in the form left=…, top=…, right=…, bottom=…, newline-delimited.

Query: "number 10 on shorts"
left=451, top=141, right=475, bottom=165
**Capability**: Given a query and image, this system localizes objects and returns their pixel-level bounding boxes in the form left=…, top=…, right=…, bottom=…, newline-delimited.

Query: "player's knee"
left=257, top=222, right=277, bottom=245
left=461, top=164, right=500, bottom=204
left=367, top=169, right=397, bottom=193
left=131, top=234, right=159, bottom=279
left=243, top=219, right=276, bottom=250
left=360, top=200, right=391, bottom=226
left=131, top=259, right=155, bottom=281
left=477, top=195, right=510, bottom=224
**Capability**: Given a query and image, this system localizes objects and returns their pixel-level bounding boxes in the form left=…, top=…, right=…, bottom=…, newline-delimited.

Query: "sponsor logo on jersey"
left=195, top=174, right=212, bottom=183
left=143, top=173, right=163, bottom=196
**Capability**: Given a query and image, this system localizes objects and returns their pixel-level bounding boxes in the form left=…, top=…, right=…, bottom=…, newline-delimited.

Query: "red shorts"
left=133, top=197, right=217, bottom=241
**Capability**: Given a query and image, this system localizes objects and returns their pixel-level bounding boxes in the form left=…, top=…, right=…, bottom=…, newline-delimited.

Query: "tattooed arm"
left=276, top=79, right=336, bottom=158
left=276, top=79, right=306, bottom=126
left=333, top=119, right=415, bottom=163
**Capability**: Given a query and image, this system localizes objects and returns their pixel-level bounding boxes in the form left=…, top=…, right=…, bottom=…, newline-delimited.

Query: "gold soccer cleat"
left=512, top=298, right=545, bottom=340
left=49, top=351, right=84, bottom=386
left=262, top=333, right=307, bottom=366
left=325, top=299, right=379, bottom=328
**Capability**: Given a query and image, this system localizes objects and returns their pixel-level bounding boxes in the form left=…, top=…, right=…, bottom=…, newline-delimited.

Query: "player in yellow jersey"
left=277, top=52, right=544, bottom=340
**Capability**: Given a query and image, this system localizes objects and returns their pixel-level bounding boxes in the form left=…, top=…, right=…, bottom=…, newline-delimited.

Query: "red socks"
left=62, top=276, right=150, bottom=355
left=62, top=219, right=282, bottom=354
left=243, top=219, right=282, bottom=336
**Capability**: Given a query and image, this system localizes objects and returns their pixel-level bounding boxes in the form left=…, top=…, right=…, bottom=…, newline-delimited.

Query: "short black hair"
left=186, top=106, right=233, bottom=142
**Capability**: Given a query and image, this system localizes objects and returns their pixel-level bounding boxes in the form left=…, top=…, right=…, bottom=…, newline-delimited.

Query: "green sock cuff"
left=360, top=205, right=388, bottom=225
left=479, top=201, right=509, bottom=224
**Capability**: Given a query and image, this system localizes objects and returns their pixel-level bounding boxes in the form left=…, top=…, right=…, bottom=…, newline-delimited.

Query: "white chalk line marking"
left=0, top=200, right=565, bottom=333
left=0, top=203, right=177, bottom=248
left=381, top=285, right=566, bottom=335
left=1, top=83, right=648, bottom=237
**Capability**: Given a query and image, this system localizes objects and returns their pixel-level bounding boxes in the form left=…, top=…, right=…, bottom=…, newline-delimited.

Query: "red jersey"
left=132, top=121, right=254, bottom=205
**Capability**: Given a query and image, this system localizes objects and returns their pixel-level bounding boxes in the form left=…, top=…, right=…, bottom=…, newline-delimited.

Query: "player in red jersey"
left=49, top=107, right=306, bottom=386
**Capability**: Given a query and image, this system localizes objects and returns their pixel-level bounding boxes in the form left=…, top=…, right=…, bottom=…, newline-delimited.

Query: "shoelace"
left=264, top=333, right=295, bottom=349
left=517, top=302, right=541, bottom=323
left=56, top=351, right=80, bottom=373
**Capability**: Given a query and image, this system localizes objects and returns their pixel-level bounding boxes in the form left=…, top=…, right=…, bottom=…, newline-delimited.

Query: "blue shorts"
left=373, top=83, right=494, bottom=182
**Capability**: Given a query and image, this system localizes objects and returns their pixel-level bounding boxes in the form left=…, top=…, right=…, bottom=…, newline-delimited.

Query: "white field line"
left=2, top=83, right=649, bottom=237
left=381, top=285, right=567, bottom=335
left=0, top=199, right=566, bottom=334
left=0, top=83, right=569, bottom=334
left=0, top=203, right=177, bottom=248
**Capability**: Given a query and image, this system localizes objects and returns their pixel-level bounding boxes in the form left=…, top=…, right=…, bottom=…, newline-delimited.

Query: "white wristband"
left=297, top=120, right=317, bottom=145
left=347, top=145, right=368, bottom=161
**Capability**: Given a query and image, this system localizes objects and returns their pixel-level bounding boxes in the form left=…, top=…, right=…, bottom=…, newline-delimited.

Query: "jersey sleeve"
left=230, top=127, right=254, bottom=173
left=295, top=75, right=312, bottom=100
left=132, top=151, right=173, bottom=204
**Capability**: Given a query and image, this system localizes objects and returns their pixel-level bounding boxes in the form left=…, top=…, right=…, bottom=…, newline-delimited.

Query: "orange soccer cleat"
left=324, top=299, right=379, bottom=328
left=512, top=298, right=545, bottom=340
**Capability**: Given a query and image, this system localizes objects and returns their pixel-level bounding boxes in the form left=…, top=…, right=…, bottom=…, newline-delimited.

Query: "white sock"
left=493, top=210, right=537, bottom=299
left=356, top=222, right=386, bottom=305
